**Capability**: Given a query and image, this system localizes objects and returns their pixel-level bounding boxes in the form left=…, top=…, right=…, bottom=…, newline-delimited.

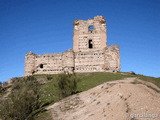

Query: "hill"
left=0, top=72, right=160, bottom=120
left=47, top=77, right=160, bottom=120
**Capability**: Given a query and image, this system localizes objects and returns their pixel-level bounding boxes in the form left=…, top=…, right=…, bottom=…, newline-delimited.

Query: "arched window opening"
left=40, top=64, right=43, bottom=69
left=88, top=26, right=94, bottom=31
left=89, top=40, right=93, bottom=48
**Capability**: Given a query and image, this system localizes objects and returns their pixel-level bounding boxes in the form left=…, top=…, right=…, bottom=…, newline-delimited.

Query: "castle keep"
left=25, top=16, right=120, bottom=75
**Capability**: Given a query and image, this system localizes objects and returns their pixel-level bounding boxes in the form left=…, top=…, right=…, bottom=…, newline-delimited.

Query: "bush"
left=0, top=82, right=2, bottom=91
left=56, top=73, right=78, bottom=98
left=130, top=71, right=136, bottom=75
left=0, top=82, right=7, bottom=95
left=0, top=76, right=40, bottom=120
left=46, top=75, right=53, bottom=81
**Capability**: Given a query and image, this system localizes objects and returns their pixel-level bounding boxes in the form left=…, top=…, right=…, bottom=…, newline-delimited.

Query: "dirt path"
left=47, top=77, right=160, bottom=120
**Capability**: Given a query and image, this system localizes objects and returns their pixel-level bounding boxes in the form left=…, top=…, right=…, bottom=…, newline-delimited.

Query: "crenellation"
left=24, top=16, right=120, bottom=75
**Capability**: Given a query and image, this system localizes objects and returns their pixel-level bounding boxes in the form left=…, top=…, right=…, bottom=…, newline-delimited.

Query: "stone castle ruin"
left=25, top=16, right=120, bottom=75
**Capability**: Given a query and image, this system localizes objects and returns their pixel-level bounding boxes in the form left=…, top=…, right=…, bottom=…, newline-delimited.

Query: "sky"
left=0, top=0, right=160, bottom=82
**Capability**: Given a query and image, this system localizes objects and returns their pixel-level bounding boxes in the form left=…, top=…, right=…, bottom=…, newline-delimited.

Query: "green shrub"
left=0, top=82, right=2, bottom=91
left=130, top=71, right=136, bottom=75
left=0, top=76, right=40, bottom=120
left=56, top=73, right=78, bottom=98
left=46, top=75, right=53, bottom=81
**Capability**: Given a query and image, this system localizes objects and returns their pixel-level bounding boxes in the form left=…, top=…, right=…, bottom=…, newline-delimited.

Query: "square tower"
left=73, top=16, right=107, bottom=52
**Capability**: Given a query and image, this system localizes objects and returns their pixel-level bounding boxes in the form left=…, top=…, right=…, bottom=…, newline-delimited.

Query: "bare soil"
left=47, top=77, right=160, bottom=120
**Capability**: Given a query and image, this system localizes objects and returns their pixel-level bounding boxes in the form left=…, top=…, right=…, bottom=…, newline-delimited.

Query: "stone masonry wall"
left=25, top=46, right=120, bottom=75
left=24, top=16, right=120, bottom=76
left=73, top=16, right=107, bottom=52
left=25, top=50, right=75, bottom=75
left=74, top=50, right=104, bottom=72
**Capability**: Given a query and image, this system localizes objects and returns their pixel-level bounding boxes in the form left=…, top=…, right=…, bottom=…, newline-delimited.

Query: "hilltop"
left=0, top=72, right=160, bottom=120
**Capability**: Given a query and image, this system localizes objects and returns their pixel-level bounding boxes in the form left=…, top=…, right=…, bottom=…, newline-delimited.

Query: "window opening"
left=88, top=26, right=94, bottom=30
left=89, top=40, right=93, bottom=48
left=40, top=64, right=43, bottom=69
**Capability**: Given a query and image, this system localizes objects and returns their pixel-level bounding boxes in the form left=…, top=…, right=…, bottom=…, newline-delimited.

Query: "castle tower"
left=62, top=49, right=75, bottom=73
left=25, top=51, right=35, bottom=75
left=73, top=16, right=107, bottom=52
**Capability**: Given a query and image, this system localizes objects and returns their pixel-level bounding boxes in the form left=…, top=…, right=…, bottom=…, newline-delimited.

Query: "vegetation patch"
left=0, top=76, right=41, bottom=120
left=131, top=80, right=142, bottom=84
left=146, top=85, right=160, bottom=93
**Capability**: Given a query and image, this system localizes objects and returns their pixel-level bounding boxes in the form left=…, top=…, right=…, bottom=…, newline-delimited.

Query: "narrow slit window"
left=89, top=40, right=93, bottom=48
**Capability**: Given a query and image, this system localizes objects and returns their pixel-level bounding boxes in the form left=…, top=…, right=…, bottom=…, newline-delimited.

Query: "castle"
left=25, top=16, right=120, bottom=75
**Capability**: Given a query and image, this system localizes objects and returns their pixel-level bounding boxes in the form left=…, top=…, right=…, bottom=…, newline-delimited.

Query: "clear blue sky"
left=0, top=0, right=160, bottom=82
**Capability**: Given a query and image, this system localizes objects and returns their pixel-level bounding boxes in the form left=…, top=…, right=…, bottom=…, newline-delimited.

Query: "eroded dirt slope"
left=47, top=77, right=160, bottom=120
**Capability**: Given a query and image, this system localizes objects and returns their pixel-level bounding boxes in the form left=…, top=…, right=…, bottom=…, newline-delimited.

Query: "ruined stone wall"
left=103, top=45, right=120, bottom=72
left=73, top=16, right=107, bottom=52
left=25, top=50, right=75, bottom=75
left=25, top=48, right=120, bottom=75
left=24, top=16, right=120, bottom=76
left=25, top=52, right=36, bottom=75
left=74, top=46, right=120, bottom=73
left=74, top=50, right=104, bottom=72
left=34, top=53, right=63, bottom=74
